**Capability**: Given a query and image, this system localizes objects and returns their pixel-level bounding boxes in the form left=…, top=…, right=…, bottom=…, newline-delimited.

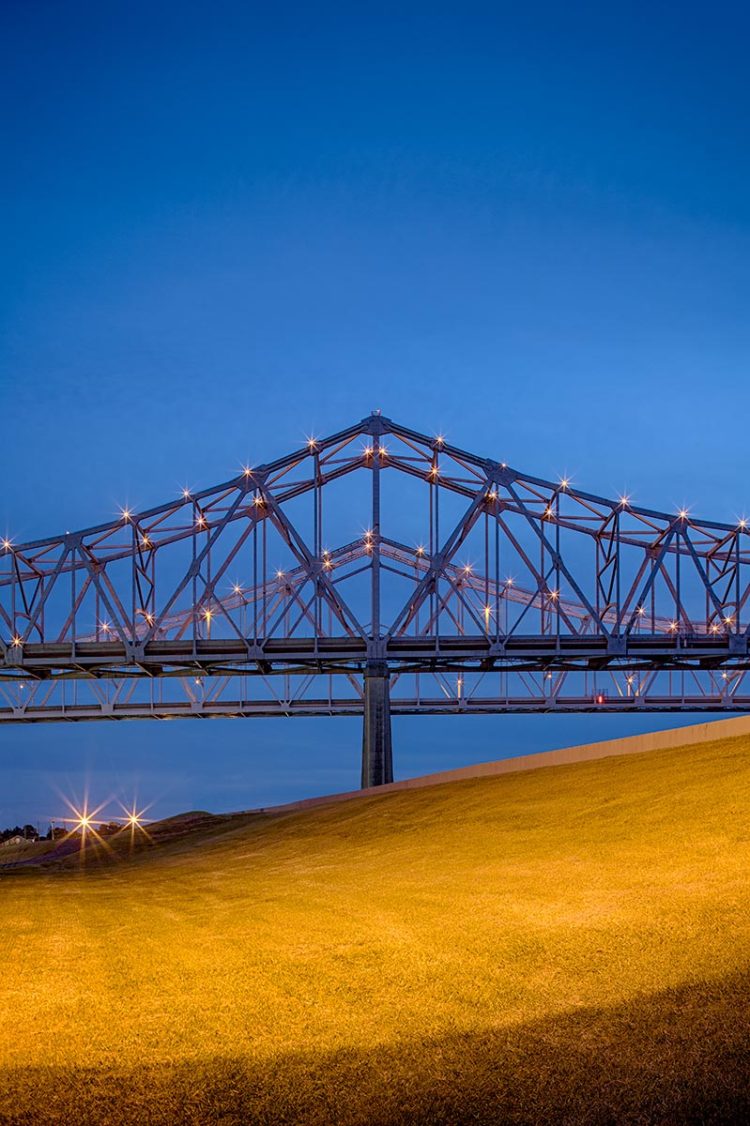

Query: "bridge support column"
left=361, top=661, right=393, bottom=788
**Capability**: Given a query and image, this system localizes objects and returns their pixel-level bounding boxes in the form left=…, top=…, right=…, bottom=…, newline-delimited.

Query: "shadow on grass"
left=2, top=969, right=750, bottom=1125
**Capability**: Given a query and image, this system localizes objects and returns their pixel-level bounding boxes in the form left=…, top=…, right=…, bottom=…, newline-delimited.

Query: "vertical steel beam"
left=361, top=659, right=393, bottom=787
left=371, top=433, right=382, bottom=638
left=360, top=412, right=392, bottom=787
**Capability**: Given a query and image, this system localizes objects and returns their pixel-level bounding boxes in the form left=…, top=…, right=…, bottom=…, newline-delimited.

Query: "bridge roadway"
left=5, top=632, right=749, bottom=676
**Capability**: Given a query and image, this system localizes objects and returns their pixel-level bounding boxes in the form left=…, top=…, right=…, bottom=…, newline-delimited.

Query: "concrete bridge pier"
left=361, top=661, right=393, bottom=788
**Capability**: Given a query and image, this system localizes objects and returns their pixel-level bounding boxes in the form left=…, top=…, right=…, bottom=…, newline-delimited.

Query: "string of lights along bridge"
left=3, top=412, right=750, bottom=787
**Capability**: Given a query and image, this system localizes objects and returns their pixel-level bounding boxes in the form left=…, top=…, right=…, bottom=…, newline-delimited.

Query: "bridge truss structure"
left=4, top=413, right=750, bottom=785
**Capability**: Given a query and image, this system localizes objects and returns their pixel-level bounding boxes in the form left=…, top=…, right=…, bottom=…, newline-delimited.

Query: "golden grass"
left=2, top=732, right=750, bottom=1123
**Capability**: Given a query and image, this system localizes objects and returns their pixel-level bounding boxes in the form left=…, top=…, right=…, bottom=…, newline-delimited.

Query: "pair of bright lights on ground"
left=78, top=813, right=142, bottom=828
left=64, top=807, right=149, bottom=832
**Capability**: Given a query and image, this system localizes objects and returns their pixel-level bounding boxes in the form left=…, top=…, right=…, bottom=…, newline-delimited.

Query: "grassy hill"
left=2, top=731, right=750, bottom=1124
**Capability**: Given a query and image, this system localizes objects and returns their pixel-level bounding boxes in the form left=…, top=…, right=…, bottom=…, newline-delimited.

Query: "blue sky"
left=2, top=1, right=749, bottom=827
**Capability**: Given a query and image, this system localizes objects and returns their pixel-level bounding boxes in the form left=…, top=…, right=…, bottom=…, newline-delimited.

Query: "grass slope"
left=2, top=733, right=750, bottom=1124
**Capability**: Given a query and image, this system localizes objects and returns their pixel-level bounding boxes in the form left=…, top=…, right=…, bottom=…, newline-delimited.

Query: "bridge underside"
left=5, top=640, right=750, bottom=787
left=4, top=669, right=750, bottom=788
left=4, top=637, right=750, bottom=715
left=5, top=698, right=750, bottom=721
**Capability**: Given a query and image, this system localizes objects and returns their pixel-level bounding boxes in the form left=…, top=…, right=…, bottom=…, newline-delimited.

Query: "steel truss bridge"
left=4, top=412, right=750, bottom=786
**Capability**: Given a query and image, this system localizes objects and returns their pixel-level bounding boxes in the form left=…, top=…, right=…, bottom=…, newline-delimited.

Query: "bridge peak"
left=361, top=410, right=393, bottom=436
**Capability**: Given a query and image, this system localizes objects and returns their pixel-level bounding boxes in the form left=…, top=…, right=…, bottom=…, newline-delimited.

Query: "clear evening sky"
left=2, top=1, right=749, bottom=826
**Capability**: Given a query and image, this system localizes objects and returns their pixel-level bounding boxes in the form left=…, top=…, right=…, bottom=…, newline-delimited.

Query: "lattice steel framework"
left=3, top=413, right=750, bottom=784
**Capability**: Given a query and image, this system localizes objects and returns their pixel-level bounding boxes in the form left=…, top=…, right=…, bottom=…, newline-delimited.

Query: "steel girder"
left=3, top=411, right=750, bottom=724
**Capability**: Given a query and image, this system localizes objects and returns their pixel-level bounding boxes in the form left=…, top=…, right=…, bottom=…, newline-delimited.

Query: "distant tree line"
left=1, top=824, right=41, bottom=842
left=2, top=821, right=125, bottom=843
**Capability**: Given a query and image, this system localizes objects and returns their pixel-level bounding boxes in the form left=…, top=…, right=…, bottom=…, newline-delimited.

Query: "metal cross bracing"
left=3, top=411, right=750, bottom=786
